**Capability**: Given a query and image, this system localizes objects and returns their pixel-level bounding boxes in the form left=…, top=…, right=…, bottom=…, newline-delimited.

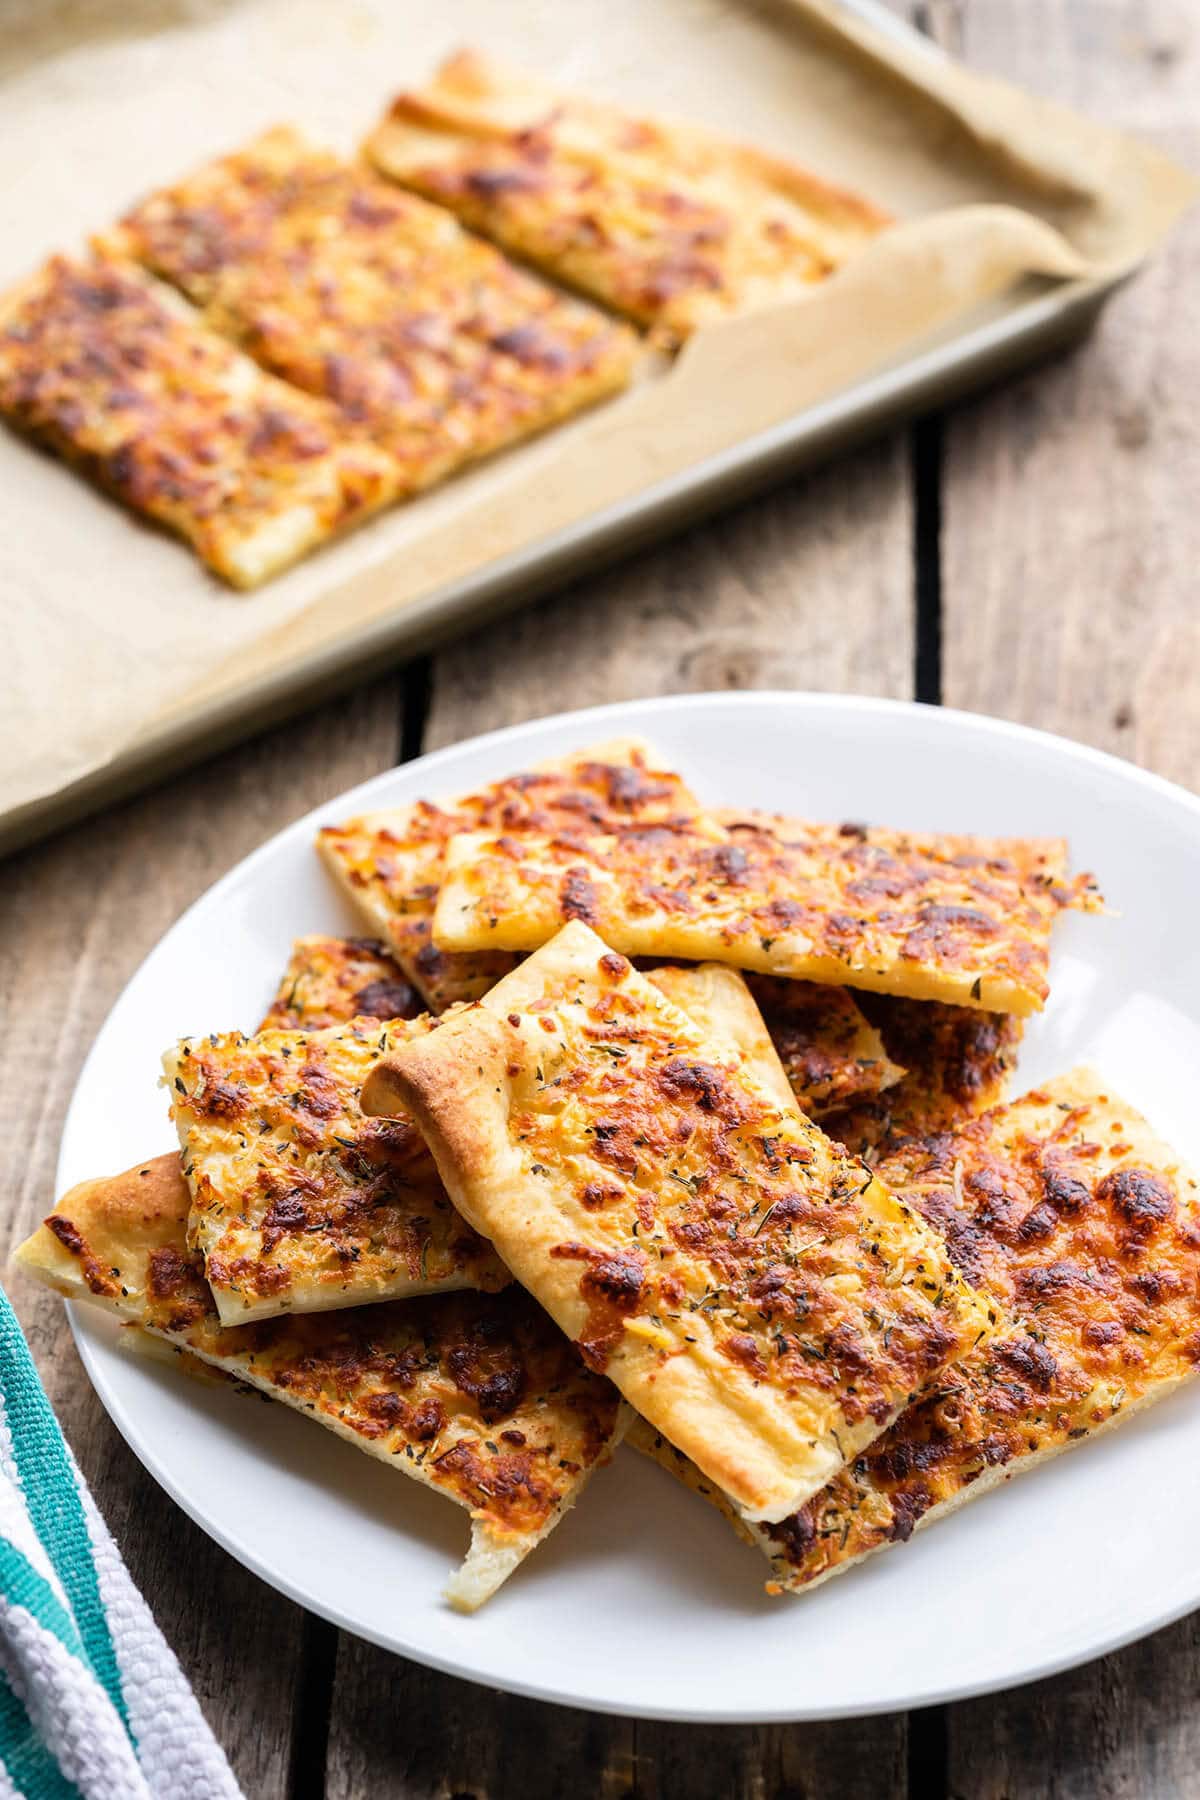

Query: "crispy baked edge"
left=12, top=1152, right=628, bottom=1611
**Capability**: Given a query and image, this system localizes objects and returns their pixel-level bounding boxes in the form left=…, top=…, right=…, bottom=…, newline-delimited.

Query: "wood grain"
left=937, top=0, right=1200, bottom=786
left=934, top=3, right=1200, bottom=1796
left=0, top=677, right=406, bottom=1799
left=323, top=1651, right=907, bottom=1800
left=325, top=443, right=916, bottom=1796
left=424, top=439, right=913, bottom=750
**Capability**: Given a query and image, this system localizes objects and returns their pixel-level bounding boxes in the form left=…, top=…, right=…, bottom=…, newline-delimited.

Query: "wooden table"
left=2, top=4, right=1197, bottom=1794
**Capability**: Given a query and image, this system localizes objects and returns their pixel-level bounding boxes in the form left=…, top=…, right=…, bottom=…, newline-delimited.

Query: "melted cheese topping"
left=648, top=1068, right=1200, bottom=1592
left=825, top=995, right=1023, bottom=1159
left=0, top=255, right=395, bottom=587
left=363, top=921, right=997, bottom=1523
left=746, top=975, right=904, bottom=1117
left=106, top=126, right=636, bottom=483
left=366, top=50, right=890, bottom=341
left=269, top=936, right=910, bottom=1130
left=317, top=737, right=701, bottom=1011
left=261, top=934, right=422, bottom=1030
left=15, top=1155, right=624, bottom=1609
left=163, top=1015, right=508, bottom=1325
left=433, top=813, right=1099, bottom=1015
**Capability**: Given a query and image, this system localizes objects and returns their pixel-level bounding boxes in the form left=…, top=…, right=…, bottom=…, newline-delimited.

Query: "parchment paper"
left=0, top=0, right=1193, bottom=831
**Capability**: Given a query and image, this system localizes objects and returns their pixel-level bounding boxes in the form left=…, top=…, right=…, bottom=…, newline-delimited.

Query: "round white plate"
left=58, top=692, right=1200, bottom=1721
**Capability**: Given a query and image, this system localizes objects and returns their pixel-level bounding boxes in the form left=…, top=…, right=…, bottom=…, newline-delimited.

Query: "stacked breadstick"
left=19, top=740, right=1200, bottom=1609
left=0, top=54, right=889, bottom=587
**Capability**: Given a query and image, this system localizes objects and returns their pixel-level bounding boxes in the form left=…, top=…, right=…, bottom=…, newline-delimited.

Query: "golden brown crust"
left=648, top=962, right=904, bottom=1119
left=164, top=1014, right=508, bottom=1325
left=0, top=254, right=396, bottom=587
left=645, top=964, right=795, bottom=1115
left=365, top=50, right=890, bottom=341
left=104, top=126, right=636, bottom=484
left=14, top=1156, right=626, bottom=1610
left=261, top=935, right=423, bottom=1030
left=824, top=994, right=1023, bottom=1159
left=432, top=812, right=1099, bottom=1015
left=362, top=920, right=996, bottom=1524
left=745, top=975, right=904, bottom=1117
left=652, top=1068, right=1200, bottom=1592
left=316, top=737, right=701, bottom=1011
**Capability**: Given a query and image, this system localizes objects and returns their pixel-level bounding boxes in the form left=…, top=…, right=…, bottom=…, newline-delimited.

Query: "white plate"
left=57, top=692, right=1200, bottom=1721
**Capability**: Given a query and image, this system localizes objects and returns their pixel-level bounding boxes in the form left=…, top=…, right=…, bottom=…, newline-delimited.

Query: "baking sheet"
left=0, top=0, right=1193, bottom=850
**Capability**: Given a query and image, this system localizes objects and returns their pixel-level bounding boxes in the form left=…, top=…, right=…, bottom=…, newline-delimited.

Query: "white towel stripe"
left=0, top=1290, right=242, bottom=1798
left=0, top=1598, right=149, bottom=1799
left=0, top=1406, right=72, bottom=1621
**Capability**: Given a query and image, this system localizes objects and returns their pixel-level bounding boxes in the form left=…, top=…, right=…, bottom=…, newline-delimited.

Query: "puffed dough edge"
left=362, top=919, right=968, bottom=1524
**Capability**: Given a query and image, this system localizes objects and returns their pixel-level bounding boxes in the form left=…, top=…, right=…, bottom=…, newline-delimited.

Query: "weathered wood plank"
left=324, top=1651, right=908, bottom=1800
left=938, top=0, right=1200, bottom=781
left=936, top=3, right=1200, bottom=1794
left=424, top=440, right=913, bottom=749
left=325, top=445, right=916, bottom=1797
left=0, top=678, right=405, bottom=1800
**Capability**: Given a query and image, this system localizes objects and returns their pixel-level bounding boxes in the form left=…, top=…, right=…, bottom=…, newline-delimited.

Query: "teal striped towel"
left=0, top=1289, right=241, bottom=1799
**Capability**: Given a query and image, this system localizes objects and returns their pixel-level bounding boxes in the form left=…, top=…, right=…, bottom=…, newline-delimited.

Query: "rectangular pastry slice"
left=360, top=919, right=996, bottom=1524
left=14, top=1155, right=626, bottom=1611
left=431, top=811, right=1099, bottom=1014
left=104, top=127, right=636, bottom=488
left=0, top=255, right=396, bottom=587
left=365, top=51, right=890, bottom=342
left=635, top=1067, right=1200, bottom=1592
left=163, top=1014, right=508, bottom=1325
left=317, top=736, right=702, bottom=1012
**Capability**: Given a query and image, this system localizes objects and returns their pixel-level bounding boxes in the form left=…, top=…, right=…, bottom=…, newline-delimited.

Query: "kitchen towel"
left=0, top=1288, right=241, bottom=1800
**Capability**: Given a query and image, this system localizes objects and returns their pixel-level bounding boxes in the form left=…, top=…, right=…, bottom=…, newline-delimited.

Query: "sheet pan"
left=0, top=0, right=1190, bottom=852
